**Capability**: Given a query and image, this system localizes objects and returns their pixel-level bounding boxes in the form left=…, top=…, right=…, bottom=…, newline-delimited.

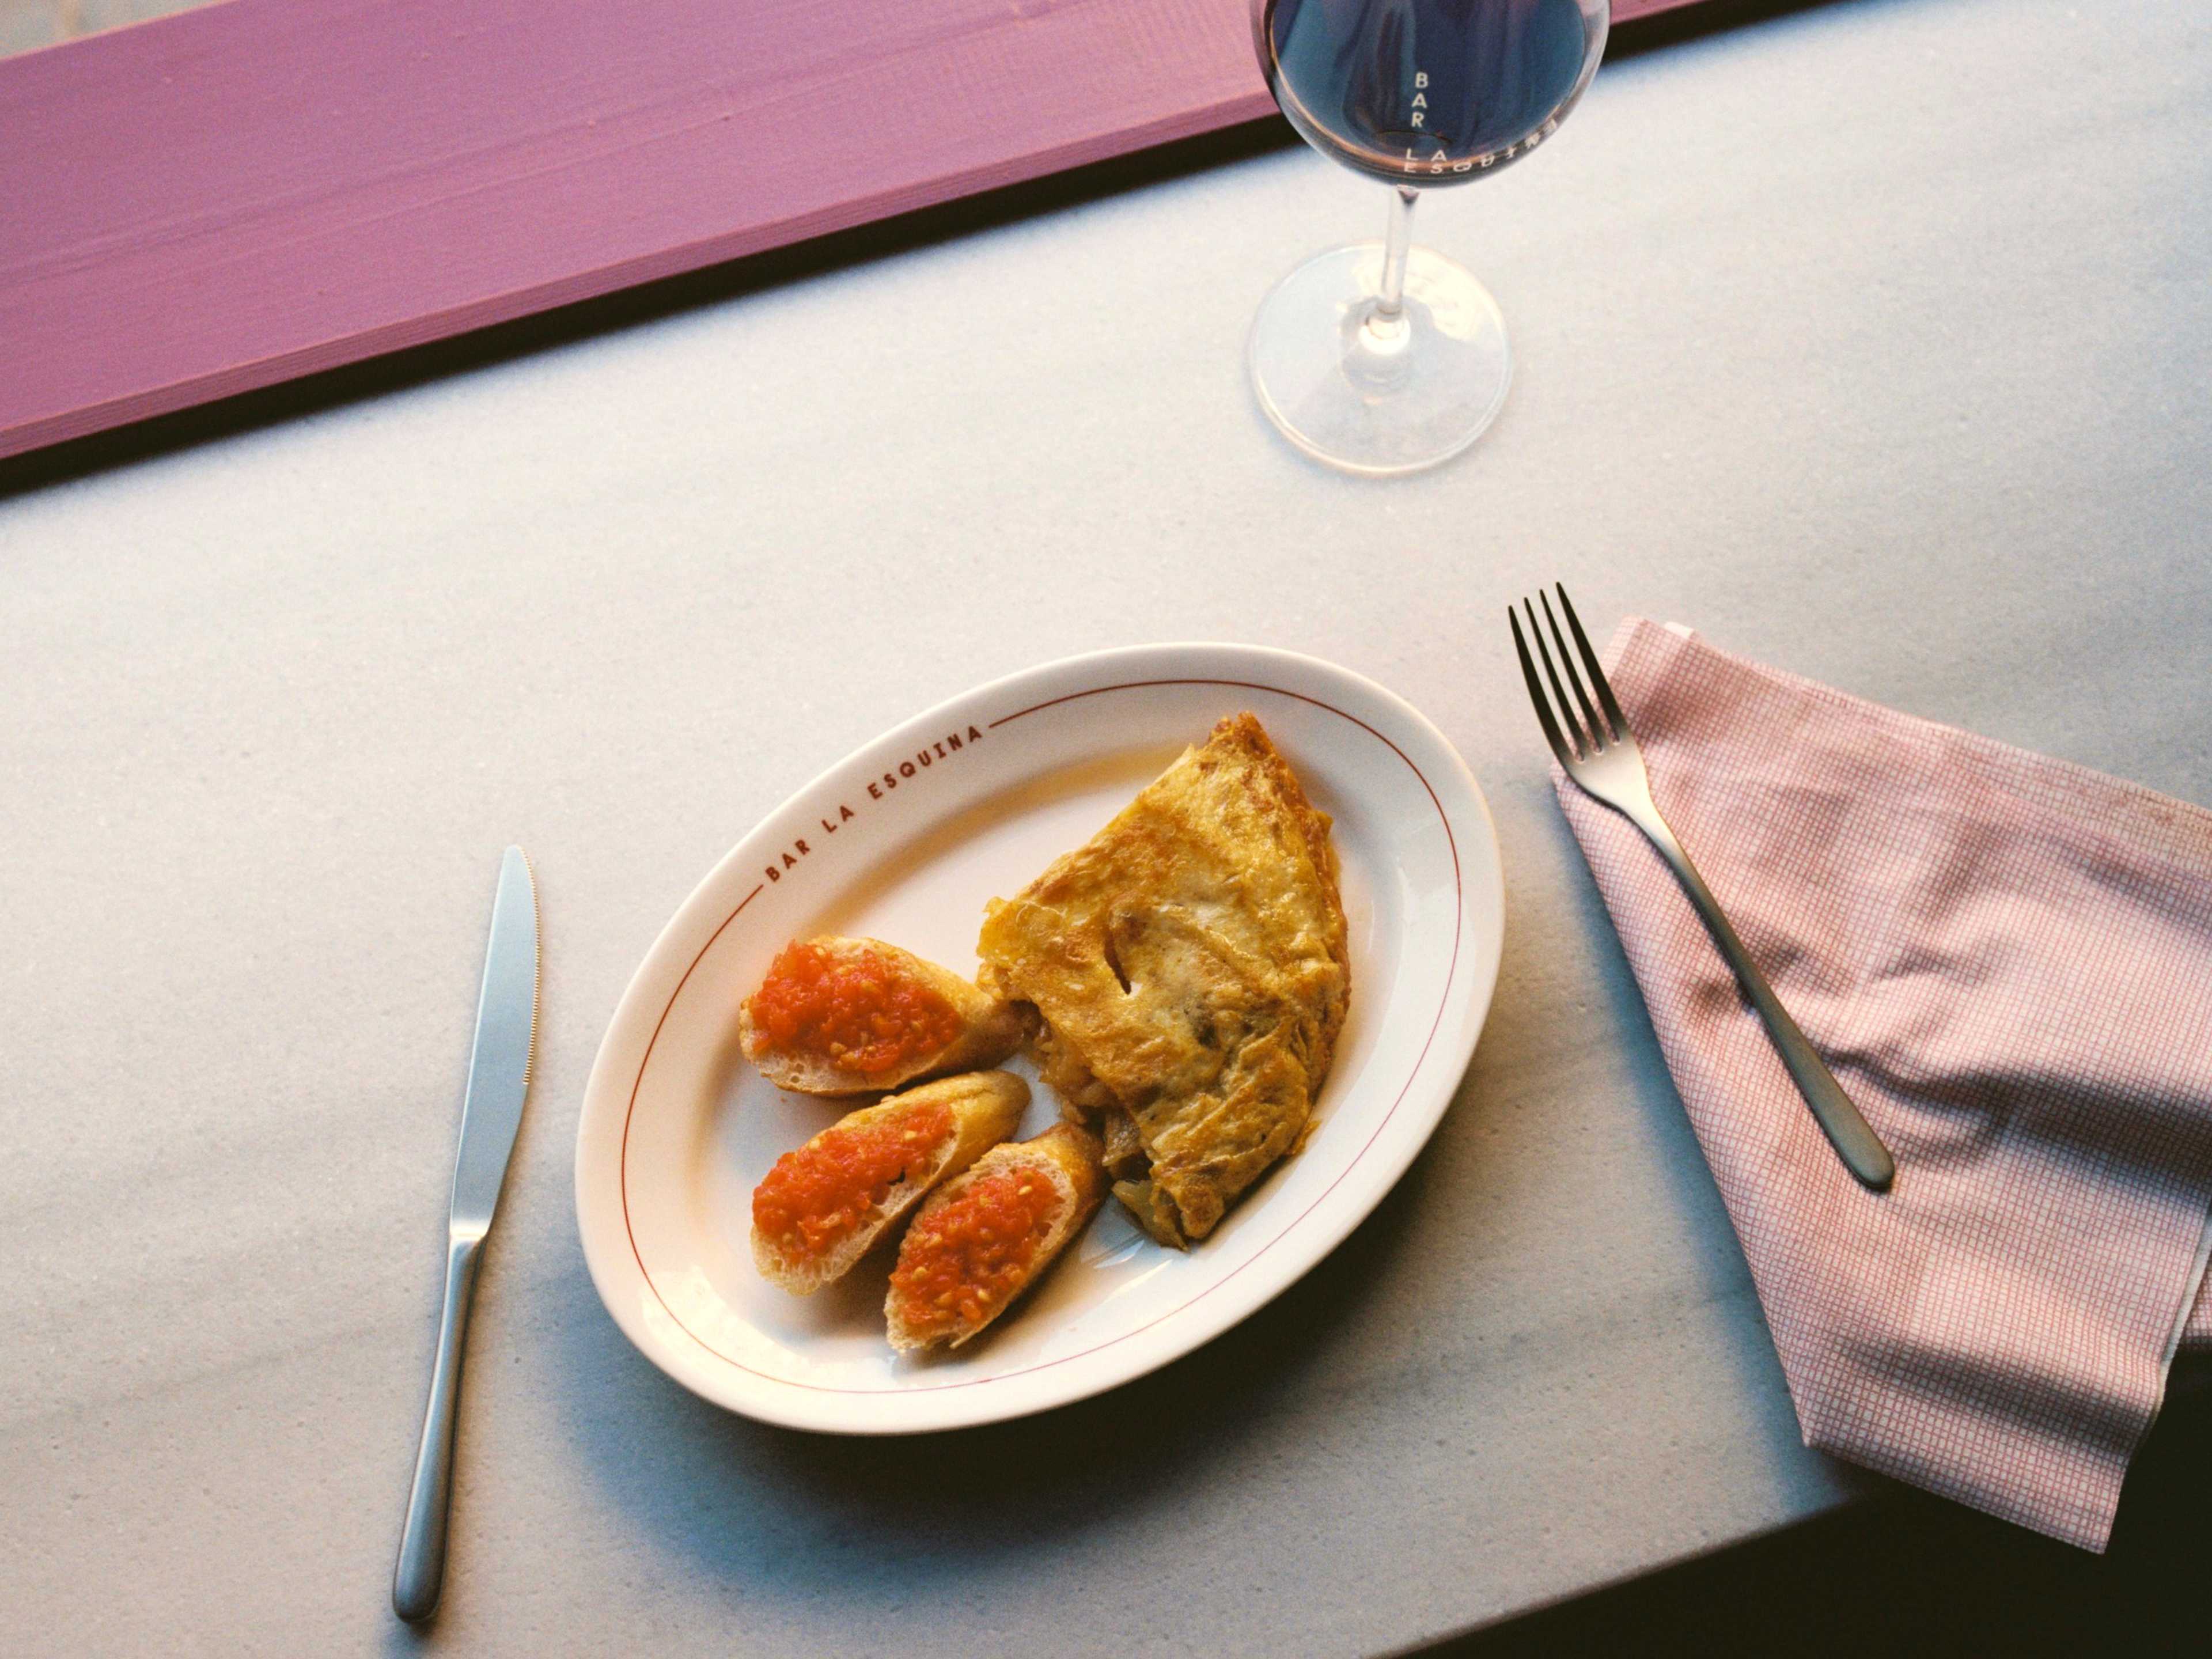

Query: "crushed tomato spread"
left=744, top=940, right=965, bottom=1077
left=752, top=1098, right=955, bottom=1262
left=887, top=1164, right=1060, bottom=1340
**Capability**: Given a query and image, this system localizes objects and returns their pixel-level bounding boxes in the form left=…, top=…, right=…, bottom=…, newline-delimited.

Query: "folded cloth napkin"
left=1557, top=619, right=2212, bottom=1551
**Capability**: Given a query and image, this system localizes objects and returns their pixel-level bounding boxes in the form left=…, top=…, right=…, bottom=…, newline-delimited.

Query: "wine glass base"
left=1248, top=241, right=1512, bottom=477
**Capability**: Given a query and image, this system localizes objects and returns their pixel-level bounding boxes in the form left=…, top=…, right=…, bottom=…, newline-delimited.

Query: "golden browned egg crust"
left=976, top=713, right=1349, bottom=1244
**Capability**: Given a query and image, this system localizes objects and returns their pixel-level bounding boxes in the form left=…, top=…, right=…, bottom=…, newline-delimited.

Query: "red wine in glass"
left=1249, top=0, right=1608, bottom=473
left=1264, top=0, right=1599, bottom=183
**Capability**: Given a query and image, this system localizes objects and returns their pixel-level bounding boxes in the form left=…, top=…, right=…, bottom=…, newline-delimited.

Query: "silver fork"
left=1512, top=586, right=1895, bottom=1191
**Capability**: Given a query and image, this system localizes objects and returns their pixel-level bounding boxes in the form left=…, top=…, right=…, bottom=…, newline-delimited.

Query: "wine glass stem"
left=1375, top=187, right=1418, bottom=321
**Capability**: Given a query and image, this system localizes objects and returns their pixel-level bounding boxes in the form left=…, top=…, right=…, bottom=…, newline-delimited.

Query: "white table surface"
left=4, top=0, right=2208, bottom=1652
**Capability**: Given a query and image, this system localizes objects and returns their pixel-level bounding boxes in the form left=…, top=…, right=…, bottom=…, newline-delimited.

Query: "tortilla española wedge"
left=976, top=713, right=1349, bottom=1245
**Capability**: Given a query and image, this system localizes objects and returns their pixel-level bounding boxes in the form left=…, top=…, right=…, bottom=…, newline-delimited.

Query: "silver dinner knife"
left=393, top=846, right=540, bottom=1622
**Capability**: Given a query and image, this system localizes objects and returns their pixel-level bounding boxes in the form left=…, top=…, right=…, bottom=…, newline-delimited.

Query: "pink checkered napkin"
left=1556, top=619, right=2212, bottom=1551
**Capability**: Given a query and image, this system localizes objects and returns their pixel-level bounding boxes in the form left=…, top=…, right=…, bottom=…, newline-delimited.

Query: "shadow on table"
left=1408, top=1359, right=2212, bottom=1659
left=540, top=1106, right=1449, bottom=1620
left=520, top=766, right=1830, bottom=1651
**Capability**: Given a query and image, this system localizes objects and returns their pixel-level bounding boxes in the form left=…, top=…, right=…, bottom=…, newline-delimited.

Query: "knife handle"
left=393, top=1233, right=484, bottom=1622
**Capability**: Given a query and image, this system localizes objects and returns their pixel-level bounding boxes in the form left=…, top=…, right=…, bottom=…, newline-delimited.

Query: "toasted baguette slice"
left=739, top=936, right=1023, bottom=1097
left=885, top=1122, right=1107, bottom=1352
left=751, top=1071, right=1028, bottom=1295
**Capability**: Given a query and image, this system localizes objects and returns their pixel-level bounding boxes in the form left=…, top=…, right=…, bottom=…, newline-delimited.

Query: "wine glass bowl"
left=1249, top=0, right=1608, bottom=475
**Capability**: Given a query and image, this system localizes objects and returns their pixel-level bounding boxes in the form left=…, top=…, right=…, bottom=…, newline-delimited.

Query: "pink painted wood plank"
left=0, top=0, right=1701, bottom=461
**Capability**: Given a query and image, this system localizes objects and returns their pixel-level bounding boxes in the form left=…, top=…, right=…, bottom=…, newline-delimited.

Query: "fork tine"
left=1509, top=605, right=1581, bottom=768
left=1539, top=590, right=1606, bottom=745
left=1555, top=584, right=1627, bottom=736
left=1526, top=600, right=1596, bottom=754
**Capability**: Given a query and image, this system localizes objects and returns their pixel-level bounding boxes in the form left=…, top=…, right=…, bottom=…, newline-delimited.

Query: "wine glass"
left=1250, top=0, right=1608, bottom=474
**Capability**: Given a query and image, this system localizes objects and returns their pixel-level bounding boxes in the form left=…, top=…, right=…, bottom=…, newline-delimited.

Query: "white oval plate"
left=574, top=643, right=1503, bottom=1434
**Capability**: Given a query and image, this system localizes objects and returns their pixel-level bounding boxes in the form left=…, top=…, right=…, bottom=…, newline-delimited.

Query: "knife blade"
left=393, top=846, right=539, bottom=1623
left=448, top=846, right=540, bottom=1233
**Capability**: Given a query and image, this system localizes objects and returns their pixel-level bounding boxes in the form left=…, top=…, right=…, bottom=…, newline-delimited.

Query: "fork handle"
left=393, top=1234, right=483, bottom=1622
left=1635, top=812, right=1896, bottom=1191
